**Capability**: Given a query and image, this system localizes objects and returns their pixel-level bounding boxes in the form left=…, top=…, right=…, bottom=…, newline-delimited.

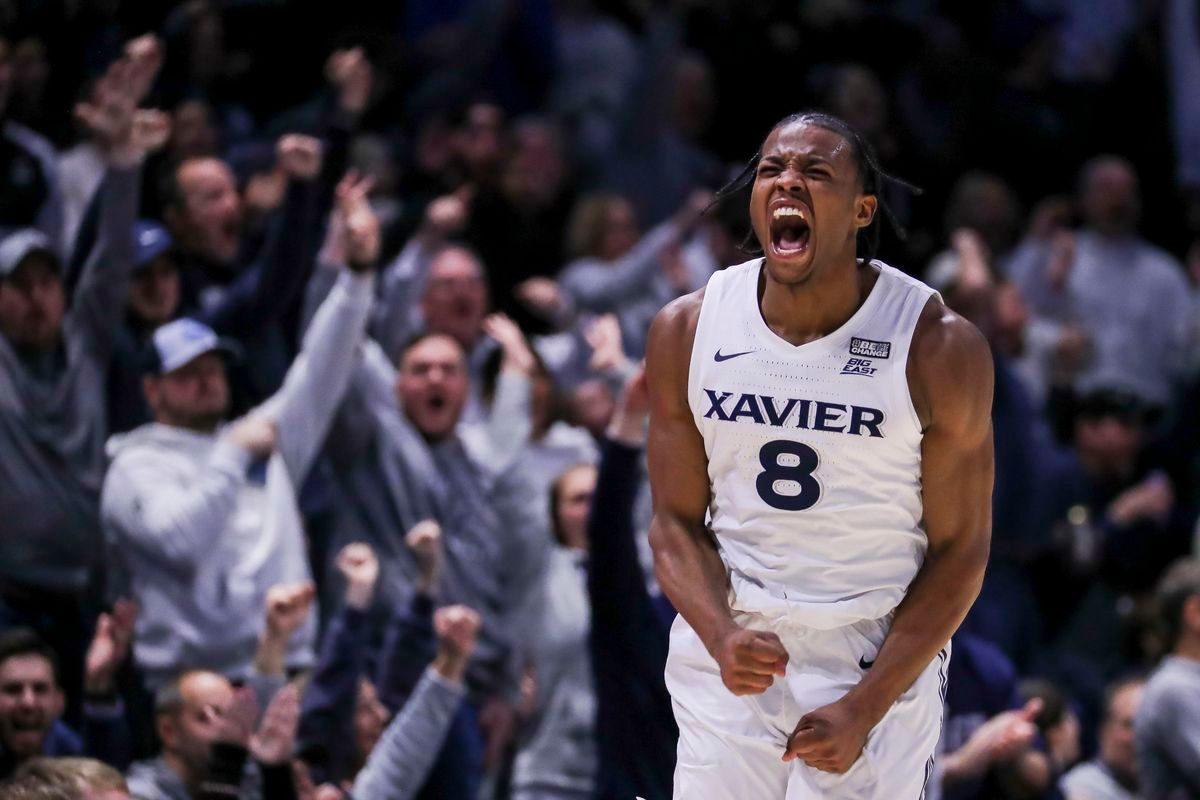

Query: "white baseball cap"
left=146, top=318, right=238, bottom=375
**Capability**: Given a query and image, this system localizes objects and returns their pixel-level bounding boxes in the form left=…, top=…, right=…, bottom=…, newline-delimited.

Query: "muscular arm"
left=849, top=299, right=994, bottom=726
left=645, top=293, right=726, bottom=635
left=786, top=298, right=993, bottom=770
left=646, top=293, right=787, bottom=694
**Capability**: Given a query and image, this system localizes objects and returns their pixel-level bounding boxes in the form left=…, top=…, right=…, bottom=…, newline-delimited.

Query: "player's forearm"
left=649, top=514, right=736, bottom=653
left=843, top=532, right=988, bottom=726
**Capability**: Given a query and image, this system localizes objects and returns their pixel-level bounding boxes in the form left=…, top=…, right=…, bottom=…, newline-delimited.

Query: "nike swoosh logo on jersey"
left=714, top=348, right=757, bottom=362
left=859, top=656, right=875, bottom=670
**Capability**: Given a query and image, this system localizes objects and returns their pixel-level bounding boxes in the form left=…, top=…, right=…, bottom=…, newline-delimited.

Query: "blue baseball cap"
left=133, top=220, right=174, bottom=272
left=144, top=318, right=238, bottom=375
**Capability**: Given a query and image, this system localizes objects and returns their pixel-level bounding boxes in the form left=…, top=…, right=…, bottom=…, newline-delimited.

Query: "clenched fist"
left=265, top=583, right=316, bottom=640
left=711, top=627, right=789, bottom=696
left=335, top=542, right=379, bottom=610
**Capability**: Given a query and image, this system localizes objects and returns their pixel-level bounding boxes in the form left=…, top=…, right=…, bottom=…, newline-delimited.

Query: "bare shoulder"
left=647, top=287, right=706, bottom=407
left=907, top=295, right=993, bottom=434
left=647, top=288, right=706, bottom=370
left=649, top=287, right=706, bottom=346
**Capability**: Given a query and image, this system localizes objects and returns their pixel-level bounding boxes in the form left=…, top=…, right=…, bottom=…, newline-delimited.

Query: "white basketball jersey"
left=688, top=258, right=939, bottom=629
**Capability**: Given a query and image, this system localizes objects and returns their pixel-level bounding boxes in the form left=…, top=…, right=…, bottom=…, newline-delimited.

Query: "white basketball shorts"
left=664, top=611, right=949, bottom=799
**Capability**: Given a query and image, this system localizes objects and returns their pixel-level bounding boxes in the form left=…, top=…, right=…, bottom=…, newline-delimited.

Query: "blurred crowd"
left=0, top=1, right=1199, bottom=799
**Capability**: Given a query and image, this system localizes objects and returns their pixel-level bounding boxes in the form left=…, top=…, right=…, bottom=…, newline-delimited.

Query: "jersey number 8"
left=755, top=440, right=821, bottom=511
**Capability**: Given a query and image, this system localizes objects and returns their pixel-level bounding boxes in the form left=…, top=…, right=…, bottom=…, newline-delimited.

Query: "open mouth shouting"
left=768, top=202, right=812, bottom=260
left=3, top=715, right=50, bottom=753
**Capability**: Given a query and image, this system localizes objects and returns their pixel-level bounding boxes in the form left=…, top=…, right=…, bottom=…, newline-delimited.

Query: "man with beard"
left=100, top=181, right=379, bottom=689
left=319, top=311, right=546, bottom=798
left=0, top=625, right=134, bottom=778
left=0, top=37, right=164, bottom=709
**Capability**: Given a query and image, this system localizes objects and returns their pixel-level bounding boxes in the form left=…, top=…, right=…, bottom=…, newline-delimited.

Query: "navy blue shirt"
left=943, top=633, right=1025, bottom=800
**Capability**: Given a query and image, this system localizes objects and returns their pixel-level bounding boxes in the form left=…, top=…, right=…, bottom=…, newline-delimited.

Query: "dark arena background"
left=0, top=1, right=1198, bottom=799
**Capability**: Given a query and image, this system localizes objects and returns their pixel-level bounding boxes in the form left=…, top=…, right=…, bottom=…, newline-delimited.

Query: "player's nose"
left=774, top=168, right=811, bottom=203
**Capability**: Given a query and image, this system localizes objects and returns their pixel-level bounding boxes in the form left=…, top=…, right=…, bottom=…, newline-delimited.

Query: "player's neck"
left=758, top=256, right=875, bottom=347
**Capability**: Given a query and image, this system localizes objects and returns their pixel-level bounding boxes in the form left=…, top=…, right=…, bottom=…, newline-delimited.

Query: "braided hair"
left=713, top=111, right=918, bottom=263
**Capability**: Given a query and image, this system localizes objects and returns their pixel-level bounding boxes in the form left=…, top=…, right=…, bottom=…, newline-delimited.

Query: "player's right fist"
left=712, top=628, right=789, bottom=696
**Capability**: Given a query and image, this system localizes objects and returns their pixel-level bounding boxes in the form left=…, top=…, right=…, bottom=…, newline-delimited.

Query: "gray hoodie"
left=0, top=166, right=138, bottom=592
left=101, top=270, right=374, bottom=688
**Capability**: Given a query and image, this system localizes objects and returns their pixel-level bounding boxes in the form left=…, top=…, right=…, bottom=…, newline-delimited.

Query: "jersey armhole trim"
left=686, top=270, right=727, bottom=407
left=894, top=290, right=938, bottom=437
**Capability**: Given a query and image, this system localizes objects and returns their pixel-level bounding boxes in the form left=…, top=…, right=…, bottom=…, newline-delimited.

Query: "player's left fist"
left=783, top=698, right=873, bottom=773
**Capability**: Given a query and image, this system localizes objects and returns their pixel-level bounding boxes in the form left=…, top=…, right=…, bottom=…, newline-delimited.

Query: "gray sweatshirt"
left=101, top=270, right=374, bottom=688
left=324, top=339, right=549, bottom=700
left=1134, top=655, right=1200, bottom=799
left=126, top=756, right=260, bottom=800
left=351, top=668, right=465, bottom=800
left=1003, top=231, right=1193, bottom=406
left=512, top=547, right=597, bottom=798
left=0, top=166, right=138, bottom=593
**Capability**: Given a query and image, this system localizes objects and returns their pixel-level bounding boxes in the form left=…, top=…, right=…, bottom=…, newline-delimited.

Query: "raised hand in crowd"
left=418, top=188, right=474, bottom=243
left=84, top=599, right=138, bottom=696
left=337, top=172, right=380, bottom=271
left=586, top=313, right=630, bottom=376
left=267, top=583, right=317, bottom=641
left=279, top=135, right=324, bottom=182
left=245, top=134, right=326, bottom=219
left=249, top=683, right=302, bottom=766
left=75, top=35, right=169, bottom=168
left=226, top=415, right=278, bottom=460
left=431, top=605, right=480, bottom=685
left=951, top=229, right=994, bottom=292
left=483, top=313, right=537, bottom=375
left=405, top=520, right=443, bottom=598
left=607, top=365, right=650, bottom=446
left=943, top=698, right=1045, bottom=785
left=335, top=542, right=380, bottom=611
left=255, top=583, right=316, bottom=676
left=326, top=47, right=374, bottom=118
left=317, top=169, right=378, bottom=270
left=514, top=277, right=564, bottom=321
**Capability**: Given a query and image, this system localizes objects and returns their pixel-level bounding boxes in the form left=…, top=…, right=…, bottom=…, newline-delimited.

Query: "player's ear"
left=854, top=194, right=877, bottom=230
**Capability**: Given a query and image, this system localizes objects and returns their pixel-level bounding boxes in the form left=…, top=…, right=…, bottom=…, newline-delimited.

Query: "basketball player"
left=646, top=112, right=993, bottom=799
